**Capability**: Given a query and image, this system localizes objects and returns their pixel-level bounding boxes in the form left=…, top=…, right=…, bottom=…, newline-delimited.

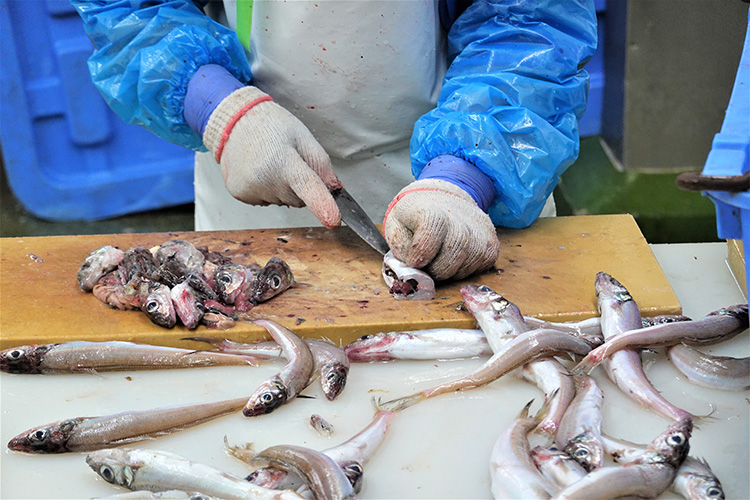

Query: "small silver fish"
left=86, top=448, right=303, bottom=499
left=343, top=329, right=490, bottom=362
left=555, top=376, right=605, bottom=472
left=243, top=320, right=315, bottom=417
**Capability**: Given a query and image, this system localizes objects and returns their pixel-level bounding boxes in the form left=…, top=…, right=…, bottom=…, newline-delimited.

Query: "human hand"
left=383, top=179, right=500, bottom=281
left=203, top=86, right=342, bottom=229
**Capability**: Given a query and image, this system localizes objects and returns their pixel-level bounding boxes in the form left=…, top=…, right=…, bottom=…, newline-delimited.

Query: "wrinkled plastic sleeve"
left=71, top=0, right=253, bottom=151
left=410, top=0, right=598, bottom=228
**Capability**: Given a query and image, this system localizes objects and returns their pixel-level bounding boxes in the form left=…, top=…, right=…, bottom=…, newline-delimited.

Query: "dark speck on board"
left=277, top=237, right=288, bottom=244
left=295, top=317, right=306, bottom=325
left=542, top=275, right=551, bottom=280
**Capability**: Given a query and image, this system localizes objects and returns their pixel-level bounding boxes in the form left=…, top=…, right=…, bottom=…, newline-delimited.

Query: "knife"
left=331, top=187, right=390, bottom=255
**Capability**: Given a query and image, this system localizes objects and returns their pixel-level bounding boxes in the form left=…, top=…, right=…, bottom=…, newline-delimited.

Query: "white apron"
left=196, top=0, right=447, bottom=230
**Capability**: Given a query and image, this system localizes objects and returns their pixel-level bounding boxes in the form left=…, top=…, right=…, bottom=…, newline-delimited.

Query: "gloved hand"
left=383, top=178, right=500, bottom=281
left=185, top=65, right=342, bottom=229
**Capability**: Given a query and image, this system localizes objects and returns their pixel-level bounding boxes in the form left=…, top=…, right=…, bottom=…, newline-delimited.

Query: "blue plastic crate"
left=701, top=12, right=750, bottom=292
left=0, top=0, right=195, bottom=222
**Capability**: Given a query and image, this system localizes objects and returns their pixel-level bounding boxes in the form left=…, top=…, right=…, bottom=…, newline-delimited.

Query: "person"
left=70, top=0, right=597, bottom=281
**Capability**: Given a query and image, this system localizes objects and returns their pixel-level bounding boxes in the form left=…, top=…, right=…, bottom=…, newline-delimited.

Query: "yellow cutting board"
left=0, top=214, right=680, bottom=349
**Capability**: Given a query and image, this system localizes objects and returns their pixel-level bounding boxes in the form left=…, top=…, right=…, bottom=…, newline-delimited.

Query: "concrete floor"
left=1, top=137, right=721, bottom=242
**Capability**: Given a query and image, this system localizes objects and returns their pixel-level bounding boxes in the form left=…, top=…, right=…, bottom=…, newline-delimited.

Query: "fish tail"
left=376, top=393, right=425, bottom=412
left=570, top=352, right=601, bottom=376
left=223, top=435, right=256, bottom=465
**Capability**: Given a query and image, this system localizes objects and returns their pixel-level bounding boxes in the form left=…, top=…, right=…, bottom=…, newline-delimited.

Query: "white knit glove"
left=383, top=179, right=500, bottom=281
left=203, top=87, right=341, bottom=228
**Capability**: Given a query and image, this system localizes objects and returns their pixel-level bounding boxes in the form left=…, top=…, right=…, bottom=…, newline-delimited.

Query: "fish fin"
left=693, top=403, right=718, bottom=428
left=296, top=393, right=317, bottom=399
left=223, top=435, right=257, bottom=465
left=376, top=393, right=424, bottom=412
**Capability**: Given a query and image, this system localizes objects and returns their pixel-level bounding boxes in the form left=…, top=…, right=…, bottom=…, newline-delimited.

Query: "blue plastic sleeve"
left=411, top=0, right=598, bottom=228
left=418, top=155, right=496, bottom=211
left=70, top=0, right=253, bottom=151
left=184, top=64, right=245, bottom=135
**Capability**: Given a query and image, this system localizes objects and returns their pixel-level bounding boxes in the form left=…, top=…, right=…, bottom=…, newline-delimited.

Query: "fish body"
left=381, top=250, right=435, bottom=300
left=379, top=329, right=593, bottom=411
left=94, top=491, right=220, bottom=499
left=668, top=343, right=750, bottom=391
left=343, top=329, right=490, bottom=362
left=78, top=245, right=125, bottom=291
left=86, top=448, right=303, bottom=499
left=7, top=397, right=247, bottom=453
left=0, top=341, right=257, bottom=374
left=530, top=446, right=587, bottom=491
left=595, top=272, right=692, bottom=421
left=489, top=401, right=556, bottom=500
left=554, top=376, right=605, bottom=471
left=519, top=358, right=575, bottom=438
left=251, top=258, right=295, bottom=303
left=574, top=304, right=748, bottom=374
left=243, top=320, right=315, bottom=417
left=251, top=445, right=358, bottom=500
left=170, top=282, right=204, bottom=330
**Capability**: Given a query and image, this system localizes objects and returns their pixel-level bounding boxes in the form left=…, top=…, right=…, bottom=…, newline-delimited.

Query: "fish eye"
left=477, top=285, right=492, bottom=292
left=345, top=463, right=363, bottom=474
left=28, top=429, right=48, bottom=445
left=5, top=349, right=23, bottom=360
left=99, top=465, right=116, bottom=483
left=218, top=274, right=232, bottom=284
left=359, top=334, right=373, bottom=340
left=706, top=487, right=724, bottom=498
left=145, top=301, right=159, bottom=313
left=271, top=275, right=282, bottom=288
left=668, top=433, right=685, bottom=446
left=326, top=372, right=338, bottom=381
left=574, top=448, right=589, bottom=458
left=261, top=392, right=274, bottom=403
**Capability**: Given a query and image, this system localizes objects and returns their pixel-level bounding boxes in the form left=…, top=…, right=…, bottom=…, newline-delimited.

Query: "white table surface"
left=1, top=242, right=748, bottom=500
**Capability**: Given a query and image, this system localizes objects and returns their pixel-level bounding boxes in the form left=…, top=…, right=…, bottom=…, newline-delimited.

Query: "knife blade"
left=331, top=187, right=390, bottom=255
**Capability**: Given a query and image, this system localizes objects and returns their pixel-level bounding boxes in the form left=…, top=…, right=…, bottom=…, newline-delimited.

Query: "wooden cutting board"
left=0, top=214, right=680, bottom=350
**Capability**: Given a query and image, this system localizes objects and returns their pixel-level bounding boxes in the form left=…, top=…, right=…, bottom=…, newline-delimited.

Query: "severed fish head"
left=564, top=431, right=605, bottom=472
left=0, top=344, right=55, bottom=374
left=243, top=379, right=288, bottom=417
left=7, top=418, right=87, bottom=454
left=77, top=245, right=125, bottom=291
left=344, top=333, right=400, bottom=362
left=85, top=448, right=137, bottom=488
left=319, top=362, right=349, bottom=401
left=170, top=282, right=204, bottom=330
left=214, top=264, right=252, bottom=305
left=141, top=283, right=176, bottom=328
left=119, top=247, right=158, bottom=282
left=251, top=257, right=295, bottom=303
left=154, top=239, right=205, bottom=273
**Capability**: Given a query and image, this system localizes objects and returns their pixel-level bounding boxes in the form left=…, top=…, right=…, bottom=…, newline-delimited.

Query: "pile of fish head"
left=7, top=418, right=83, bottom=454
left=251, top=257, right=295, bottom=303
left=0, top=344, right=51, bottom=374
left=86, top=448, right=137, bottom=488
left=77, top=245, right=125, bottom=291
left=243, top=379, right=288, bottom=417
